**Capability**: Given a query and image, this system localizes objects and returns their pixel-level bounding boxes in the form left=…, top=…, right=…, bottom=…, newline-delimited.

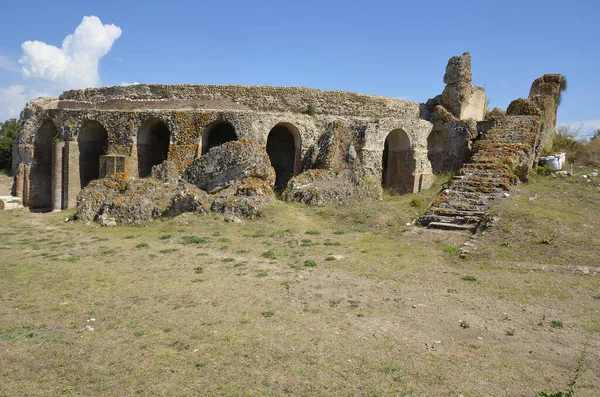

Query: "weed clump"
left=262, top=250, right=276, bottom=259
left=182, top=236, right=207, bottom=244
left=551, top=320, right=563, bottom=328
left=304, top=259, right=317, bottom=267
left=443, top=245, right=458, bottom=255
left=461, top=275, right=477, bottom=282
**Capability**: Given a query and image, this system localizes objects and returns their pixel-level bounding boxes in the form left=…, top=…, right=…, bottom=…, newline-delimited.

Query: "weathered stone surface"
left=163, top=181, right=211, bottom=217
left=211, top=177, right=274, bottom=218
left=183, top=140, right=275, bottom=193
left=486, top=107, right=506, bottom=119
left=76, top=175, right=176, bottom=224
left=309, top=122, right=363, bottom=173
left=441, top=82, right=474, bottom=119
left=443, top=52, right=472, bottom=84
left=506, top=98, right=541, bottom=116
left=283, top=169, right=380, bottom=205
left=151, top=160, right=180, bottom=184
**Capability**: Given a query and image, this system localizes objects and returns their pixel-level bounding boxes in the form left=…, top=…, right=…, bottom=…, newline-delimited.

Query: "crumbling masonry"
left=10, top=53, right=563, bottom=229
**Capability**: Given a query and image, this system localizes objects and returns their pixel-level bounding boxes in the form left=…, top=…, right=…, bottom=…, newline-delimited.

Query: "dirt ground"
left=0, top=172, right=598, bottom=396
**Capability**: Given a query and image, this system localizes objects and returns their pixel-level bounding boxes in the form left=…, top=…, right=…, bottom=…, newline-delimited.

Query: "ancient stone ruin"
left=9, top=53, right=564, bottom=228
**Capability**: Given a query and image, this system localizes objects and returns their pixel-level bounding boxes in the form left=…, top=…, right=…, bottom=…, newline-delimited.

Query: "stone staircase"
left=419, top=115, right=542, bottom=231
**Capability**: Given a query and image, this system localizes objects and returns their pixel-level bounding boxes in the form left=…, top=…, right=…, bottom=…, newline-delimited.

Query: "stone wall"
left=13, top=85, right=435, bottom=211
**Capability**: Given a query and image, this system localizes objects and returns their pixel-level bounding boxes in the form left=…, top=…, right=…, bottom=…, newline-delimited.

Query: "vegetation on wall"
left=0, top=118, right=18, bottom=173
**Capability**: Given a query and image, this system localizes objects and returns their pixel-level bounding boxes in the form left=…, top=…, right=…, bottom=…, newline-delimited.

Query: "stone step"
left=419, top=213, right=481, bottom=226
left=426, top=222, right=477, bottom=231
left=428, top=207, right=485, bottom=218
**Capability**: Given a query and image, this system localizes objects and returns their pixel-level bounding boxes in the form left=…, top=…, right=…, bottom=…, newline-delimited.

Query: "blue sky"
left=0, top=0, right=598, bottom=137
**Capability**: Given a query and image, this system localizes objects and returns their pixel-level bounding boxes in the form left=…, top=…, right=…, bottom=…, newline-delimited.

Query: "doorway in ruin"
left=78, top=120, right=108, bottom=188
left=201, top=121, right=237, bottom=155
left=137, top=118, right=171, bottom=177
left=266, top=123, right=301, bottom=190
left=29, top=119, right=58, bottom=211
left=381, top=129, right=412, bottom=193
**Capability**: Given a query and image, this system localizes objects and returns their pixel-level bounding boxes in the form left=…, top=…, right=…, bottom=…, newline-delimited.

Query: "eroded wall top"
left=54, top=84, right=423, bottom=119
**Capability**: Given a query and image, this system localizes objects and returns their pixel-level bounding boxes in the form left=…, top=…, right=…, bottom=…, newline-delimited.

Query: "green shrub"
left=262, top=250, right=276, bottom=259
left=304, top=259, right=317, bottom=267
left=409, top=198, right=422, bottom=208
left=182, top=236, right=207, bottom=244
left=443, top=245, right=458, bottom=255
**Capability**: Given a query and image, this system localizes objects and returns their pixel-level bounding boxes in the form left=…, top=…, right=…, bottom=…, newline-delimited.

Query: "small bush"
left=443, top=245, right=458, bottom=255
left=261, top=311, right=275, bottom=318
left=304, top=259, right=317, bottom=267
left=182, top=236, right=207, bottom=244
left=305, top=229, right=321, bottom=235
left=501, top=242, right=511, bottom=248
left=550, top=320, right=563, bottom=328
left=460, top=320, right=470, bottom=329
left=194, top=267, right=204, bottom=274
left=461, top=275, right=477, bottom=282
left=325, top=256, right=336, bottom=261
left=159, top=234, right=172, bottom=240
left=409, top=198, right=422, bottom=208
left=136, top=242, right=149, bottom=248
left=221, top=258, right=235, bottom=263
left=262, top=250, right=276, bottom=259
left=540, top=237, right=554, bottom=245
left=533, top=165, right=553, bottom=176
left=256, top=271, right=268, bottom=277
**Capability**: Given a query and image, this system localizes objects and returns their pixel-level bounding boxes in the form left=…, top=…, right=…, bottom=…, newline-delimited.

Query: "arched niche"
left=382, top=129, right=412, bottom=193
left=29, top=119, right=58, bottom=211
left=201, top=121, right=237, bottom=155
left=266, top=123, right=301, bottom=190
left=78, top=120, right=108, bottom=188
left=137, top=118, right=171, bottom=177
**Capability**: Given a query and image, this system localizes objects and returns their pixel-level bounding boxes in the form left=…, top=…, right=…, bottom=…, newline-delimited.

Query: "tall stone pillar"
left=63, top=141, right=81, bottom=209
left=51, top=141, right=65, bottom=211
left=14, top=164, right=24, bottom=198
left=22, top=165, right=30, bottom=207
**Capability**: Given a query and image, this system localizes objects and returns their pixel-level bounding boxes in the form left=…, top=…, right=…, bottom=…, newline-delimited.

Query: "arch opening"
left=266, top=123, right=301, bottom=190
left=78, top=120, right=108, bottom=188
left=137, top=118, right=171, bottom=177
left=381, top=129, right=412, bottom=193
left=29, top=119, right=58, bottom=211
left=202, top=121, right=237, bottom=155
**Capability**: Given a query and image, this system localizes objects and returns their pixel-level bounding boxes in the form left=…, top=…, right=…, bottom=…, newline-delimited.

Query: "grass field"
left=0, top=171, right=599, bottom=396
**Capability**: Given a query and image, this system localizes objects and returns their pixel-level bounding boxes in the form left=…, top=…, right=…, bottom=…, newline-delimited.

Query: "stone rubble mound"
left=283, top=169, right=379, bottom=206
left=75, top=140, right=276, bottom=225
left=182, top=139, right=275, bottom=193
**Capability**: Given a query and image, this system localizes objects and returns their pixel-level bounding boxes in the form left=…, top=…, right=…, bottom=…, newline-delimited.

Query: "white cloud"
left=0, top=85, right=26, bottom=120
left=0, top=55, right=20, bottom=72
left=120, top=81, right=140, bottom=86
left=558, top=120, right=600, bottom=140
left=0, top=16, right=122, bottom=121
left=20, top=16, right=121, bottom=89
